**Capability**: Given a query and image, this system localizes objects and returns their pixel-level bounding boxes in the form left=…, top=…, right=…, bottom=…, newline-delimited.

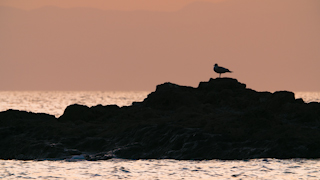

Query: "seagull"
left=214, top=64, right=232, bottom=78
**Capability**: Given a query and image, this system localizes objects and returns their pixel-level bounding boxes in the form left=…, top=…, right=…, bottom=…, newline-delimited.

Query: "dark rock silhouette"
left=0, top=78, right=320, bottom=160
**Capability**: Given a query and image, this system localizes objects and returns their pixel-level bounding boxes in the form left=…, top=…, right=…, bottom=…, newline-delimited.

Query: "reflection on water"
left=1, top=158, right=320, bottom=179
left=0, top=91, right=150, bottom=117
left=295, top=92, right=320, bottom=103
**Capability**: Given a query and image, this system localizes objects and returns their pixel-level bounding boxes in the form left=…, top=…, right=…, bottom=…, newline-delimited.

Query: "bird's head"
left=214, top=64, right=218, bottom=67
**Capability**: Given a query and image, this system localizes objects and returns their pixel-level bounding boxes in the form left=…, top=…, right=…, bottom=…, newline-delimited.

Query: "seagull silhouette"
left=214, top=64, right=232, bottom=78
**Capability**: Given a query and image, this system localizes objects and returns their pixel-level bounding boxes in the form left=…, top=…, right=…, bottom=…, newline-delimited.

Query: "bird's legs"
left=219, top=73, right=221, bottom=78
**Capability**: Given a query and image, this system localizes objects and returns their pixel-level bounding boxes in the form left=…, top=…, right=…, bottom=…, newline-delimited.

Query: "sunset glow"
left=0, top=0, right=225, bottom=11
left=1, top=0, right=319, bottom=91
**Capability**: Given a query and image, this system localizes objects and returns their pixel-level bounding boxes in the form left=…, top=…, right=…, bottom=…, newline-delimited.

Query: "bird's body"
left=214, top=64, right=232, bottom=78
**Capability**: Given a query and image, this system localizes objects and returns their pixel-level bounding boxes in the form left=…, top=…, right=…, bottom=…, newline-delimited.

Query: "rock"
left=143, top=82, right=198, bottom=110
left=198, top=78, right=246, bottom=91
left=76, top=137, right=107, bottom=152
left=58, top=104, right=120, bottom=122
left=58, top=104, right=90, bottom=122
left=267, top=91, right=296, bottom=110
left=1, top=78, right=320, bottom=160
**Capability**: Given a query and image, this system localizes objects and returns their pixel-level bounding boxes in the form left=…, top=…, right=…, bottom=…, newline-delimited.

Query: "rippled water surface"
left=1, top=158, right=320, bottom=180
left=0, top=91, right=319, bottom=179
left=294, top=92, right=320, bottom=103
left=0, top=91, right=150, bottom=117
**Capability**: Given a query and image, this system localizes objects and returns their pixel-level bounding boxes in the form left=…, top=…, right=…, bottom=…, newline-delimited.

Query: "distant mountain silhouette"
left=0, top=0, right=319, bottom=91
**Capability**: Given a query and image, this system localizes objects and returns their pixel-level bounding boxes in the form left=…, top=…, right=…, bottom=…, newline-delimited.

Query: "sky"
left=1, top=0, right=320, bottom=91
left=0, top=0, right=225, bottom=11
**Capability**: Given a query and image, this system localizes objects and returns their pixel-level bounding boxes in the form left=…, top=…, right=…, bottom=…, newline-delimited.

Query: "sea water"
left=0, top=91, right=150, bottom=117
left=0, top=91, right=319, bottom=179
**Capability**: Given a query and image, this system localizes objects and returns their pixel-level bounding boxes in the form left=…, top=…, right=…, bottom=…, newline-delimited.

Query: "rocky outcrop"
left=0, top=78, right=319, bottom=160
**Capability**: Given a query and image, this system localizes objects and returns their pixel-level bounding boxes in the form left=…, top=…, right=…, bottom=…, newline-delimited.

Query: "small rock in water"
left=231, top=173, right=243, bottom=177
left=120, top=167, right=130, bottom=173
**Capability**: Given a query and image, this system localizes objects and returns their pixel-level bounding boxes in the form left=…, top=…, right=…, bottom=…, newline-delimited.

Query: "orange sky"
left=1, top=0, right=320, bottom=91
left=0, top=0, right=224, bottom=11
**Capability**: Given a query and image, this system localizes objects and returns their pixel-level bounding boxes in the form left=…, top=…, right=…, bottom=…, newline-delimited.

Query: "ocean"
left=0, top=91, right=319, bottom=179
